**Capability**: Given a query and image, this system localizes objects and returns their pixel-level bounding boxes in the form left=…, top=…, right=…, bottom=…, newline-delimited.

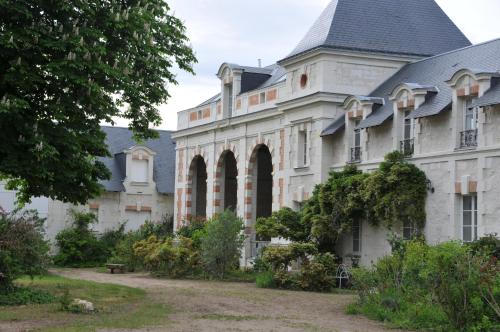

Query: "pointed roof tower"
left=282, top=0, right=471, bottom=62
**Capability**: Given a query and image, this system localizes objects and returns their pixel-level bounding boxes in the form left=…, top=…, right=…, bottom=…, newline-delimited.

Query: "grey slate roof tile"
left=321, top=115, right=345, bottom=137
left=357, top=39, right=500, bottom=129
left=470, top=80, right=500, bottom=108
left=284, top=0, right=471, bottom=61
left=99, top=126, right=176, bottom=194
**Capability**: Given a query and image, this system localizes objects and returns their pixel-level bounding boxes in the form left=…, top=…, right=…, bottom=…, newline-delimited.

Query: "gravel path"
left=47, top=268, right=402, bottom=332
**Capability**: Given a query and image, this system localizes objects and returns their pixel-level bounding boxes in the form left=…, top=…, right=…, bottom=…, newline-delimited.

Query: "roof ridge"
left=406, top=38, right=500, bottom=66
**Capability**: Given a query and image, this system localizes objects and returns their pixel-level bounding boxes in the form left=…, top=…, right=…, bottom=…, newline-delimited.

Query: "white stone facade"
left=173, top=21, right=500, bottom=266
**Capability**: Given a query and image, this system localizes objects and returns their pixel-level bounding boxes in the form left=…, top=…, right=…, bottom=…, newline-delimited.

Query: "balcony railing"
left=460, top=129, right=478, bottom=148
left=400, top=138, right=414, bottom=157
left=350, top=147, right=362, bottom=163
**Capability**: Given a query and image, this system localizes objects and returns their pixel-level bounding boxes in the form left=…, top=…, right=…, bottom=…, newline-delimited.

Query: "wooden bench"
left=106, top=264, right=125, bottom=274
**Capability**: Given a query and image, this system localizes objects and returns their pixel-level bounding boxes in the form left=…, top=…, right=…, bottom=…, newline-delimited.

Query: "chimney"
left=258, top=59, right=262, bottom=68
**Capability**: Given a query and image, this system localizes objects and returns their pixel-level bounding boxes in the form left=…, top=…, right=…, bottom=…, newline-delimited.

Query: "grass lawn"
left=0, top=274, right=170, bottom=332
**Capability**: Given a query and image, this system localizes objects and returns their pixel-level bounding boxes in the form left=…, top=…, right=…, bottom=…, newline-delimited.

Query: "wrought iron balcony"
left=350, top=147, right=362, bottom=163
left=460, top=129, right=478, bottom=148
left=400, top=138, right=414, bottom=157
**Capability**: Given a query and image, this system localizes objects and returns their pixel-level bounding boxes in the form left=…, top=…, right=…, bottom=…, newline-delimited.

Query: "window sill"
left=455, top=146, right=477, bottom=152
left=131, top=181, right=149, bottom=187
left=294, top=165, right=310, bottom=171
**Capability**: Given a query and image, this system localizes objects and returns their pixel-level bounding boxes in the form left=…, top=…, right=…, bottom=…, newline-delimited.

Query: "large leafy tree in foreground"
left=0, top=0, right=196, bottom=203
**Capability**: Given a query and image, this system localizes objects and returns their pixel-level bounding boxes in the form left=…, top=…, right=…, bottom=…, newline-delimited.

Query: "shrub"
left=0, top=210, right=50, bottom=292
left=255, top=271, right=275, bottom=289
left=262, top=243, right=317, bottom=272
left=298, top=253, right=337, bottom=292
left=133, top=235, right=200, bottom=278
left=53, top=210, right=109, bottom=267
left=177, top=217, right=206, bottom=239
left=350, top=239, right=500, bottom=331
left=139, top=214, right=175, bottom=239
left=108, top=230, right=144, bottom=271
left=200, top=210, right=245, bottom=279
left=468, top=233, right=500, bottom=258
left=100, top=223, right=126, bottom=255
left=260, top=244, right=337, bottom=292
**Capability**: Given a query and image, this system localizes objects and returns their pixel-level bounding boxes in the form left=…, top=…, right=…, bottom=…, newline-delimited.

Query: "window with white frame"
left=259, top=92, right=266, bottom=104
left=131, top=159, right=148, bottom=183
left=463, top=99, right=478, bottom=131
left=297, top=128, right=309, bottom=167
left=351, top=119, right=361, bottom=162
left=401, top=110, right=415, bottom=156
left=462, top=195, right=478, bottom=242
left=460, top=98, right=478, bottom=148
left=352, top=220, right=361, bottom=253
left=227, top=84, right=233, bottom=116
left=403, top=219, right=415, bottom=240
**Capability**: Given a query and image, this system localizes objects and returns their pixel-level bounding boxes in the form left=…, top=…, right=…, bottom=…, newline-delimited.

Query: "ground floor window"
left=462, top=195, right=478, bottom=242
left=352, top=220, right=361, bottom=253
left=403, top=219, right=416, bottom=240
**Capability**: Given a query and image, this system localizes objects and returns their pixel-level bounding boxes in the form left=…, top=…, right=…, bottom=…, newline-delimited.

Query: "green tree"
left=0, top=210, right=50, bottom=292
left=256, top=207, right=310, bottom=243
left=200, top=210, right=245, bottom=279
left=0, top=0, right=196, bottom=204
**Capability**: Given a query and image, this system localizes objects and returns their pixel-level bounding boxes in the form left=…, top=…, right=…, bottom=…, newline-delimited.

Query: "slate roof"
left=356, top=39, right=500, bottom=129
left=471, top=79, right=500, bottom=108
left=283, top=0, right=471, bottom=62
left=99, top=126, right=176, bottom=195
left=321, top=115, right=345, bottom=137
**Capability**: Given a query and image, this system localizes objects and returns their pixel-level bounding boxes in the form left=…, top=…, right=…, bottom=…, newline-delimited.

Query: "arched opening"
left=220, top=151, right=238, bottom=212
left=255, top=145, right=273, bottom=219
left=189, top=156, right=207, bottom=218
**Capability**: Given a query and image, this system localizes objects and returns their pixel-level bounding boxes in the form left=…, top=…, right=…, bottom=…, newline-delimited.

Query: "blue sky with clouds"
left=119, top=0, right=500, bottom=130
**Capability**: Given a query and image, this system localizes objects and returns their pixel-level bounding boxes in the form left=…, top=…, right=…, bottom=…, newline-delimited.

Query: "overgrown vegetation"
left=349, top=237, right=500, bottom=331
left=53, top=211, right=110, bottom=267
left=0, top=210, right=50, bottom=293
left=54, top=211, right=175, bottom=269
left=254, top=152, right=428, bottom=291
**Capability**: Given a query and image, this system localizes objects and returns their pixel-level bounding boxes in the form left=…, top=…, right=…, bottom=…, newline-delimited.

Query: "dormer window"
left=131, top=158, right=148, bottom=183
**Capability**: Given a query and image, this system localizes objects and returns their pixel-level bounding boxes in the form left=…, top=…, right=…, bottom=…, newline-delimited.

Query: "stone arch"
left=214, top=150, right=239, bottom=213
left=187, top=155, right=207, bottom=219
left=245, top=142, right=275, bottom=226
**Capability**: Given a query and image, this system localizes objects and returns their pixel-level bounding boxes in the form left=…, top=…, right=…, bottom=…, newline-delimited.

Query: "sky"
left=114, top=0, right=500, bottom=130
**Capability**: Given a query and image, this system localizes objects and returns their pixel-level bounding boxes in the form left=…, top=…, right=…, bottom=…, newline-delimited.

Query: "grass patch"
left=0, top=287, right=56, bottom=306
left=0, top=274, right=170, bottom=331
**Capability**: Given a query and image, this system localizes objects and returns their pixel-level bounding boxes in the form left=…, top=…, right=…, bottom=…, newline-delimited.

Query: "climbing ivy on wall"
left=256, top=151, right=428, bottom=253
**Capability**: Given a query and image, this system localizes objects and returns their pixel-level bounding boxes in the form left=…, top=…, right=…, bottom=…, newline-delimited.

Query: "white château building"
left=173, top=0, right=500, bottom=265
